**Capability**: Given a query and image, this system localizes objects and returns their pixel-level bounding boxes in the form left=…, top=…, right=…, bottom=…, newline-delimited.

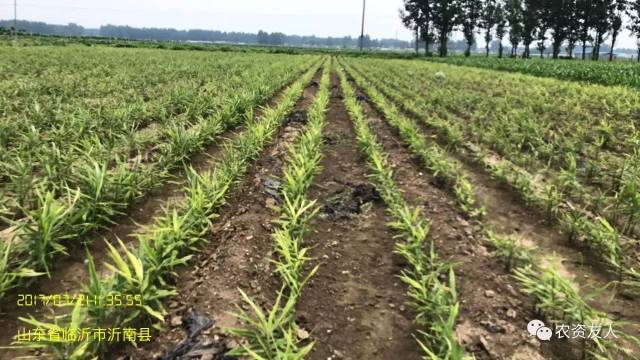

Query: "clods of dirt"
left=323, top=134, right=337, bottom=145
left=320, top=183, right=381, bottom=220
left=159, top=311, right=236, bottom=360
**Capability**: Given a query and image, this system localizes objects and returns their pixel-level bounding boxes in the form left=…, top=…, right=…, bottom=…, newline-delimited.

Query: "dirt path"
left=122, top=73, right=322, bottom=359
left=352, top=90, right=553, bottom=360
left=296, top=73, right=420, bottom=360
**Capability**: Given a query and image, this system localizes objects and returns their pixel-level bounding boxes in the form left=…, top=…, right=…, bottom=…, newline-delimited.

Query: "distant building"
left=582, top=51, right=633, bottom=60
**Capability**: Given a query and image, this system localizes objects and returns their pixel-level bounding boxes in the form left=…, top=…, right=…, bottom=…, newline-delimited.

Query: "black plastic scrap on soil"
left=263, top=178, right=283, bottom=202
left=284, top=110, right=307, bottom=125
left=160, top=311, right=236, bottom=360
left=320, top=183, right=381, bottom=220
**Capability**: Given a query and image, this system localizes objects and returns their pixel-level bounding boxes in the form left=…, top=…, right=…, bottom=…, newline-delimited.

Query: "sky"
left=0, top=0, right=637, bottom=48
left=0, top=0, right=415, bottom=40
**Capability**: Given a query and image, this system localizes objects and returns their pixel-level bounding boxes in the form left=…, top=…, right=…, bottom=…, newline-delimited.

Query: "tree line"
left=0, top=20, right=412, bottom=49
left=401, top=0, right=640, bottom=60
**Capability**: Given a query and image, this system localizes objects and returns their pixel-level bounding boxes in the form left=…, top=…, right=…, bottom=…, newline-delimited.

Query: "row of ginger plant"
left=216, top=62, right=469, bottom=359
left=13, top=62, right=322, bottom=359
left=340, top=59, right=639, bottom=359
left=339, top=64, right=467, bottom=359
left=347, top=59, right=640, bottom=242
left=0, top=53, right=306, bottom=215
left=0, top=56, right=317, bottom=302
left=228, top=60, right=332, bottom=359
left=343, top=59, right=640, bottom=294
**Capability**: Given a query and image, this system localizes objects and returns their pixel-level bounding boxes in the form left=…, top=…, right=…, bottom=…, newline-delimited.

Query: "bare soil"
left=295, top=73, right=421, bottom=360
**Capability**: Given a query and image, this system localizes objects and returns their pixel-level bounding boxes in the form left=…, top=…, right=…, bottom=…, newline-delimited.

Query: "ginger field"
left=1, top=45, right=639, bottom=360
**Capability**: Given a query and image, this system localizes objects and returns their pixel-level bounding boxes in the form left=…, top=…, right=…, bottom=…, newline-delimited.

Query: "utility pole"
left=359, top=0, right=366, bottom=51
left=13, top=0, right=17, bottom=42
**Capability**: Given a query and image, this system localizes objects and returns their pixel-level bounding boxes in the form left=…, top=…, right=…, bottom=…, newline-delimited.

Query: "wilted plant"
left=40, top=143, right=73, bottom=193
left=345, top=63, right=483, bottom=219
left=83, top=252, right=110, bottom=329
left=556, top=153, right=582, bottom=197
left=542, top=184, right=561, bottom=220
left=9, top=54, right=323, bottom=358
left=273, top=194, right=319, bottom=296
left=616, top=180, right=640, bottom=235
left=454, top=178, right=485, bottom=219
left=160, top=124, right=203, bottom=167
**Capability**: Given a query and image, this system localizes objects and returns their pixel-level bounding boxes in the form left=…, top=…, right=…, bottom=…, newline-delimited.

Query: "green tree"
left=269, top=32, right=286, bottom=45
left=481, top=0, right=499, bottom=56
left=326, top=36, right=334, bottom=47
left=536, top=27, right=547, bottom=58
left=565, top=0, right=581, bottom=57
left=432, top=0, right=461, bottom=56
left=257, top=30, right=269, bottom=45
left=400, top=0, right=435, bottom=55
left=590, top=0, right=611, bottom=60
left=608, top=0, right=628, bottom=61
left=522, top=0, right=543, bottom=58
left=544, top=0, right=575, bottom=58
left=495, top=2, right=508, bottom=57
left=535, top=0, right=549, bottom=58
left=401, top=0, right=422, bottom=53
left=577, top=0, right=595, bottom=59
left=628, top=0, right=640, bottom=61
left=506, top=0, right=523, bottom=56
left=461, top=0, right=483, bottom=56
